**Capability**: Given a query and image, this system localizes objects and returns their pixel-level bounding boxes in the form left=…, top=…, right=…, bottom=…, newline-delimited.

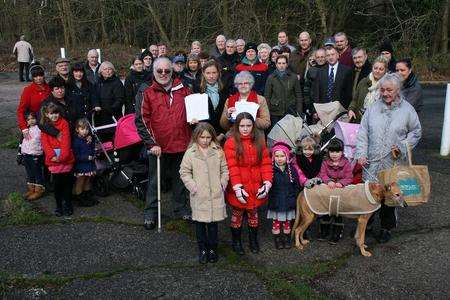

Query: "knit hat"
left=379, top=40, right=394, bottom=54
left=29, top=63, right=45, bottom=77
left=140, top=49, right=153, bottom=61
left=271, top=141, right=292, bottom=161
left=187, top=53, right=199, bottom=62
left=245, top=42, right=258, bottom=55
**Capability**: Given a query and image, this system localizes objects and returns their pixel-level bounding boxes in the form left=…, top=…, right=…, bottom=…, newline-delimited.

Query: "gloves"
left=257, top=181, right=272, bottom=199
left=305, top=177, right=323, bottom=189
left=233, top=184, right=248, bottom=204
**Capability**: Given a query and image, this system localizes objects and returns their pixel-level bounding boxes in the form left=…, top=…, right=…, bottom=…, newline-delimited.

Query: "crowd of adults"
left=15, top=30, right=422, bottom=246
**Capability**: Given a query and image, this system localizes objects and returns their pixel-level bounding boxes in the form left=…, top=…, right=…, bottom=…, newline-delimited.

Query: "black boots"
left=329, top=223, right=344, bottom=245
left=248, top=227, right=260, bottom=254
left=284, top=233, right=292, bottom=249
left=231, top=228, right=245, bottom=255
left=208, top=246, right=218, bottom=263
left=318, top=220, right=331, bottom=241
left=198, top=245, right=208, bottom=264
left=274, top=234, right=283, bottom=249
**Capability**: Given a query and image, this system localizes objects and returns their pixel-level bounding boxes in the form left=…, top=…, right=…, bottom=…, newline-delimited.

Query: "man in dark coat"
left=312, top=46, right=353, bottom=111
left=84, top=49, right=100, bottom=85
left=289, top=31, right=314, bottom=82
left=334, top=32, right=354, bottom=68
left=209, top=35, right=226, bottom=59
left=303, top=48, right=327, bottom=114
left=351, top=48, right=372, bottom=96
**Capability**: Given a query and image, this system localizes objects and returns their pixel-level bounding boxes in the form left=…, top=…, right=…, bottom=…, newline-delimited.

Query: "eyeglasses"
left=156, top=69, right=172, bottom=74
left=236, top=82, right=251, bottom=86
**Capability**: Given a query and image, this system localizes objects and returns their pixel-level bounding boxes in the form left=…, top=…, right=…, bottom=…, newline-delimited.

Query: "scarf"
left=297, top=154, right=323, bottom=179
left=363, top=72, right=381, bottom=109
left=206, top=83, right=220, bottom=110
left=228, top=90, right=259, bottom=108
left=241, top=56, right=261, bottom=66
left=403, top=72, right=418, bottom=89
left=274, top=69, right=287, bottom=79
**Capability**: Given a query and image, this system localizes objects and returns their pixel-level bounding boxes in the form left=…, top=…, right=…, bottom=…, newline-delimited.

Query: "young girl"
left=318, top=138, right=353, bottom=244
left=20, top=112, right=45, bottom=200
left=180, top=122, right=229, bottom=264
left=267, top=141, right=300, bottom=249
left=72, top=118, right=97, bottom=207
left=40, top=102, right=75, bottom=216
left=223, top=112, right=273, bottom=255
left=296, top=136, right=323, bottom=188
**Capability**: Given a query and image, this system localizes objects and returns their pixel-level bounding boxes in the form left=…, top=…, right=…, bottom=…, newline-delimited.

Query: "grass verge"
left=1, top=192, right=55, bottom=226
left=0, top=132, right=20, bottom=149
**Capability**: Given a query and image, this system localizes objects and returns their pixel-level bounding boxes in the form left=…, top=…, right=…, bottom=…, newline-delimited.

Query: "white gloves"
left=257, top=181, right=272, bottom=199
left=233, top=184, right=249, bottom=204
left=305, top=177, right=323, bottom=189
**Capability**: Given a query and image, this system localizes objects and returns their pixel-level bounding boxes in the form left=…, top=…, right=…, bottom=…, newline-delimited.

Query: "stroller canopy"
left=334, top=121, right=361, bottom=160
left=313, top=101, right=347, bottom=127
left=267, top=114, right=303, bottom=150
left=114, top=114, right=142, bottom=150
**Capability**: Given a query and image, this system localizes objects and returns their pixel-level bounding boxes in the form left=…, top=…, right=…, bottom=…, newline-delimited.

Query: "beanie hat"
left=271, top=141, right=292, bottom=161
left=30, top=63, right=45, bottom=77
left=140, top=49, right=153, bottom=61
left=379, top=40, right=394, bottom=54
left=245, top=42, right=258, bottom=55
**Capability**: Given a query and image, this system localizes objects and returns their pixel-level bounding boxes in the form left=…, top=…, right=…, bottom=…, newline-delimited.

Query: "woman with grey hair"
left=355, top=72, right=421, bottom=243
left=257, top=43, right=271, bottom=64
left=94, top=61, right=125, bottom=138
left=220, top=71, right=270, bottom=131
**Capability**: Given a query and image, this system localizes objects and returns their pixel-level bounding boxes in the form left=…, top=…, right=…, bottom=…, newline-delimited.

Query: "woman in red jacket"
left=17, top=64, right=51, bottom=137
left=40, top=102, right=75, bottom=217
left=224, top=112, right=273, bottom=255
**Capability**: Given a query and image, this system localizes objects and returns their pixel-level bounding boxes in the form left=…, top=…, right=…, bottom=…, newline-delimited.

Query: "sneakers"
left=144, top=220, right=156, bottom=230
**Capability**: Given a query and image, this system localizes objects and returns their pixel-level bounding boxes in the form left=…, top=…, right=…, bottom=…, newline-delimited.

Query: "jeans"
left=195, top=221, right=218, bottom=250
left=18, top=62, right=30, bottom=81
left=53, top=172, right=73, bottom=212
left=144, top=152, right=189, bottom=221
left=22, top=154, right=44, bottom=185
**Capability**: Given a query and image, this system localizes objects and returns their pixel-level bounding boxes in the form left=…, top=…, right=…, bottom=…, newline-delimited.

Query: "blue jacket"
left=268, top=163, right=301, bottom=212
left=72, top=135, right=96, bottom=173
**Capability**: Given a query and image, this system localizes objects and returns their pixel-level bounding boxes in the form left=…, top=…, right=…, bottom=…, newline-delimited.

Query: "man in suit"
left=312, top=46, right=353, bottom=112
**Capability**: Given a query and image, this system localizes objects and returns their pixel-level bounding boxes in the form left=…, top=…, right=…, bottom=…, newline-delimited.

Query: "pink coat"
left=319, top=157, right=353, bottom=186
left=21, top=125, right=42, bottom=155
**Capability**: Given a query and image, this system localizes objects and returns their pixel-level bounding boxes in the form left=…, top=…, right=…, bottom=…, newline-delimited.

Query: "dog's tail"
left=291, top=190, right=303, bottom=238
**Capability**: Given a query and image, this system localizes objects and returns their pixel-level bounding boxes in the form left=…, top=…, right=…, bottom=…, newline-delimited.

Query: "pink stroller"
left=90, top=113, right=148, bottom=199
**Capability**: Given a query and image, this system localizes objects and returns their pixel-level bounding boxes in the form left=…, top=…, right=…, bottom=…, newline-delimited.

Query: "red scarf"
left=227, top=90, right=259, bottom=108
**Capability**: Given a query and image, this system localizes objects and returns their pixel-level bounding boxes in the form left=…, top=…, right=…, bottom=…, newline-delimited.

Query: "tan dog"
left=292, top=182, right=402, bottom=257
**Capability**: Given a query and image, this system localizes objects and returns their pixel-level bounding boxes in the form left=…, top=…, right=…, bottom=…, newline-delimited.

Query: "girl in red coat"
left=318, top=138, right=353, bottom=244
left=224, top=112, right=273, bottom=255
left=40, top=102, right=75, bottom=216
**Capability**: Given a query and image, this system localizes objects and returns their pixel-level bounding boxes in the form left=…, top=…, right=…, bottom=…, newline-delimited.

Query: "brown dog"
left=292, top=182, right=402, bottom=257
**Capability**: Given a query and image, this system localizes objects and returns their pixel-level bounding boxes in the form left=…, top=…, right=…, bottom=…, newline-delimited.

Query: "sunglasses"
left=156, top=69, right=172, bottom=75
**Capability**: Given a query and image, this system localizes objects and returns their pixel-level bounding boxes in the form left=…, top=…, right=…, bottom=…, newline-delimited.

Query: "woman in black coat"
left=194, top=60, right=230, bottom=142
left=66, top=62, right=99, bottom=122
left=94, top=61, right=125, bottom=139
left=124, top=55, right=152, bottom=114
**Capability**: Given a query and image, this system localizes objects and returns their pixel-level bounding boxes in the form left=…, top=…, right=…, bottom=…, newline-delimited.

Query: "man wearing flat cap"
left=54, top=57, right=70, bottom=83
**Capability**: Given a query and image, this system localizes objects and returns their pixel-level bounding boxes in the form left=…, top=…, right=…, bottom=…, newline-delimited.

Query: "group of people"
left=15, top=30, right=422, bottom=263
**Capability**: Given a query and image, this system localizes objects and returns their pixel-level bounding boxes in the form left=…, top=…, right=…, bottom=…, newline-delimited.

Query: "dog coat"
left=303, top=182, right=380, bottom=216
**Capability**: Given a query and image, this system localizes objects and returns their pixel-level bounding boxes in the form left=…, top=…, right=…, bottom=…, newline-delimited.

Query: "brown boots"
left=24, top=183, right=35, bottom=199
left=26, top=184, right=45, bottom=201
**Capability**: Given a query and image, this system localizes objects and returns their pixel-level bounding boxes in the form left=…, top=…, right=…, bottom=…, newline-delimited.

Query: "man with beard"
left=290, top=31, right=314, bottom=83
left=352, top=48, right=372, bottom=96
left=334, top=32, right=354, bottom=68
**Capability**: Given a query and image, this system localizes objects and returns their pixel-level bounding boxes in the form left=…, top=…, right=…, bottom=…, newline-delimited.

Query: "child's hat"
left=271, top=141, right=292, bottom=160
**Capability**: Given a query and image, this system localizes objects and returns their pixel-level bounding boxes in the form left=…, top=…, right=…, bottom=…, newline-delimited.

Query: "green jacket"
left=348, top=76, right=371, bottom=122
left=264, top=71, right=303, bottom=117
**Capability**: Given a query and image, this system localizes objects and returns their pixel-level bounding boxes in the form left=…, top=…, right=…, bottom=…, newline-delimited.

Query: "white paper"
left=184, top=93, right=209, bottom=123
left=231, top=101, right=260, bottom=121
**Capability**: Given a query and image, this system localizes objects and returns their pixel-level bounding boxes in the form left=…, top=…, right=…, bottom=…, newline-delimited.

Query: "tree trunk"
left=145, top=0, right=170, bottom=45
left=316, top=0, right=328, bottom=36
left=441, top=0, right=449, bottom=54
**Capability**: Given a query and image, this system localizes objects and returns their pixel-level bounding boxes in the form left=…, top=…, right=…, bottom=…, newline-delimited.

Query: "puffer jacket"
left=319, top=157, right=353, bottom=186
left=40, top=117, right=75, bottom=168
left=224, top=134, right=273, bottom=210
left=268, top=163, right=300, bottom=212
left=235, top=58, right=269, bottom=95
left=179, top=143, right=229, bottom=222
left=17, top=82, right=51, bottom=131
left=137, top=78, right=191, bottom=153
left=264, top=70, right=303, bottom=116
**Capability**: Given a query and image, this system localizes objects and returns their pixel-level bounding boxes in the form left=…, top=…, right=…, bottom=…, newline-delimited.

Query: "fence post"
left=96, top=48, right=102, bottom=63
left=60, top=48, right=65, bottom=58
left=440, top=83, right=450, bottom=156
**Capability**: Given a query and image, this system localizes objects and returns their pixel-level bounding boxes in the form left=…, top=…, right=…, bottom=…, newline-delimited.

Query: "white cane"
left=157, top=155, right=162, bottom=233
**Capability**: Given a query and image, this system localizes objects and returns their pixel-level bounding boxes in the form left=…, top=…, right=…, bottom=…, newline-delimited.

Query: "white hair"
left=87, top=49, right=99, bottom=58
left=99, top=61, right=115, bottom=74
left=216, top=35, right=226, bottom=42
left=378, top=72, right=402, bottom=91
left=234, top=71, right=255, bottom=88
left=236, top=39, right=246, bottom=46
left=152, top=57, right=173, bottom=73
left=257, top=43, right=271, bottom=52
left=226, top=39, right=236, bottom=46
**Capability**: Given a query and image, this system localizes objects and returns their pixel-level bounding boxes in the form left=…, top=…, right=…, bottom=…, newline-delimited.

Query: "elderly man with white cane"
left=135, top=57, right=192, bottom=230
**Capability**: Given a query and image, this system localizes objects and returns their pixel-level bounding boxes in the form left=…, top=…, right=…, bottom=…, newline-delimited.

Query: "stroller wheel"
left=93, top=174, right=110, bottom=197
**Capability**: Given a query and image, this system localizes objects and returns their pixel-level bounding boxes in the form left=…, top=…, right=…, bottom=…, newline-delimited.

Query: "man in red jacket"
left=136, top=57, right=192, bottom=230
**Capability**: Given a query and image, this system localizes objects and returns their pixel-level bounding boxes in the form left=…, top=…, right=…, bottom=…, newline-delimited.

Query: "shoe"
left=329, top=224, right=344, bottom=245
left=199, top=250, right=208, bottom=264
left=208, top=248, right=218, bottom=263
left=182, top=214, right=192, bottom=222
left=54, top=208, right=63, bottom=217
left=248, top=227, right=260, bottom=254
left=318, top=222, right=331, bottom=241
left=144, top=220, right=156, bottom=230
left=283, top=233, right=292, bottom=249
left=24, top=183, right=35, bottom=199
left=376, top=229, right=392, bottom=244
left=231, top=228, right=245, bottom=255
left=27, top=185, right=45, bottom=201
left=274, top=234, right=283, bottom=250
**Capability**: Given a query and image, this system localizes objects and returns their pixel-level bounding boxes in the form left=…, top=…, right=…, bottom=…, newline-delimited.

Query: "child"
left=318, top=138, right=353, bottom=244
left=267, top=141, right=300, bottom=249
left=179, top=122, right=229, bottom=264
left=296, top=136, right=323, bottom=188
left=40, top=102, right=75, bottom=216
left=20, top=112, right=45, bottom=200
left=72, top=118, right=97, bottom=207
left=223, top=112, right=273, bottom=255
